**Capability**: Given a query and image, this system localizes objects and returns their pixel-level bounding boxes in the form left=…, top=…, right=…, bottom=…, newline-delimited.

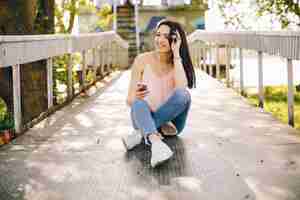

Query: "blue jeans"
left=130, top=88, right=191, bottom=144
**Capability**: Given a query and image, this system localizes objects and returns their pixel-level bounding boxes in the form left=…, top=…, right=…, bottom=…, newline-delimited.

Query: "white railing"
left=188, top=30, right=300, bottom=127
left=0, top=31, right=129, bottom=133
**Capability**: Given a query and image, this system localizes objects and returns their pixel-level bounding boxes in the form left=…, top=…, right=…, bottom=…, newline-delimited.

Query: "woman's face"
left=154, top=24, right=172, bottom=53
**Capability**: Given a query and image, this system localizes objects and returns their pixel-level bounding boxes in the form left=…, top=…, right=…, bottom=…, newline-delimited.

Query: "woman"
left=123, top=19, right=196, bottom=168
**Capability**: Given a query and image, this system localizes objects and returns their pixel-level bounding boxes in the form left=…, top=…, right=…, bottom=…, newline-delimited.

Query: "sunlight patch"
left=75, top=114, right=93, bottom=127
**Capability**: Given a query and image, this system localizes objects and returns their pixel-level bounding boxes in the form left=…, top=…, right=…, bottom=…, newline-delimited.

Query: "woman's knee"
left=173, top=88, right=191, bottom=106
left=131, top=98, right=149, bottom=110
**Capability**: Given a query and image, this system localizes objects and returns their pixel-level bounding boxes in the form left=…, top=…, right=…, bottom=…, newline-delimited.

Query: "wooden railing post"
left=82, top=50, right=87, bottom=90
left=113, top=42, right=117, bottom=69
left=225, top=46, right=231, bottom=87
left=47, top=58, right=53, bottom=108
left=92, top=48, right=97, bottom=82
left=208, top=44, right=213, bottom=76
left=108, top=42, right=112, bottom=73
left=258, top=51, right=264, bottom=108
left=191, top=45, right=195, bottom=66
left=239, top=48, right=245, bottom=96
left=200, top=47, right=204, bottom=71
left=100, top=47, right=105, bottom=76
left=12, top=64, right=22, bottom=133
left=203, top=47, right=207, bottom=73
left=216, top=45, right=220, bottom=80
left=287, top=58, right=294, bottom=127
left=196, top=45, right=200, bottom=68
left=103, top=44, right=107, bottom=75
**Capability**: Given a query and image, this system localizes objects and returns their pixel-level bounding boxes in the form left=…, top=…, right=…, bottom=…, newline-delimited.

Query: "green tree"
left=0, top=0, right=55, bottom=125
left=218, top=0, right=300, bottom=30
left=55, top=0, right=94, bottom=33
left=96, top=3, right=114, bottom=31
left=217, top=0, right=250, bottom=30
left=256, top=0, right=300, bottom=29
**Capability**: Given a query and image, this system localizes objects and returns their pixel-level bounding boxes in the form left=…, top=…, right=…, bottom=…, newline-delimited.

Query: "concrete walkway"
left=1, top=69, right=300, bottom=200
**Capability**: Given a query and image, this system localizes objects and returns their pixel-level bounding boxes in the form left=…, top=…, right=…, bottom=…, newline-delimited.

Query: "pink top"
left=142, top=64, right=175, bottom=112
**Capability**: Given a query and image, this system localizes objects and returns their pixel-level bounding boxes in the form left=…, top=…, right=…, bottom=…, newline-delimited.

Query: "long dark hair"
left=156, top=20, right=196, bottom=89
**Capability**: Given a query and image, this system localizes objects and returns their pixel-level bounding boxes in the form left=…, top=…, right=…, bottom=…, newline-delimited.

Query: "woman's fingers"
left=136, top=89, right=149, bottom=98
left=175, top=30, right=181, bottom=41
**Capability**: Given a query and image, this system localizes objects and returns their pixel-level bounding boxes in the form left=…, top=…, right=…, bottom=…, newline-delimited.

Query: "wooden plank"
left=258, top=51, right=264, bottom=108
left=12, top=64, right=22, bottom=133
left=287, top=58, right=294, bottom=127
left=47, top=58, right=53, bottom=108
left=0, top=32, right=128, bottom=68
left=187, top=30, right=300, bottom=60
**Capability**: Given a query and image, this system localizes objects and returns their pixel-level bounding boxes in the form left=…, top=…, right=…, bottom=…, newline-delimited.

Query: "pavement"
left=0, top=69, right=300, bottom=200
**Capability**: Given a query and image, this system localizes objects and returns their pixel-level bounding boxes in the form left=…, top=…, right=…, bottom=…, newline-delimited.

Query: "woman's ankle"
left=148, top=132, right=163, bottom=143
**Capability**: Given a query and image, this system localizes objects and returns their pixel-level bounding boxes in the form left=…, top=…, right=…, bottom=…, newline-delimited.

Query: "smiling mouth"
left=158, top=44, right=167, bottom=48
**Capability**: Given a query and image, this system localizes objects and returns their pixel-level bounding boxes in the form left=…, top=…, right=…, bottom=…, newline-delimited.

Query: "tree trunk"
left=67, top=0, right=77, bottom=33
left=35, top=0, right=55, bottom=34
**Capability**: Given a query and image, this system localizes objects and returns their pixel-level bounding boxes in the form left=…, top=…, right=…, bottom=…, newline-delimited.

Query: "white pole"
left=113, top=0, right=117, bottom=31
left=134, top=0, right=140, bottom=54
left=13, top=64, right=22, bottom=133
left=258, top=51, right=264, bottom=108
left=47, top=58, right=53, bottom=108
left=239, top=48, right=244, bottom=95
left=287, top=58, right=294, bottom=127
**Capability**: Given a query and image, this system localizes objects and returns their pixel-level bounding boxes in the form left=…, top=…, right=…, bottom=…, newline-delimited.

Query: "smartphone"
left=137, top=82, right=147, bottom=92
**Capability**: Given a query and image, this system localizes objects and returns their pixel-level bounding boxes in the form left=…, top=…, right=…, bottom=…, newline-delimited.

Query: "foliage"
left=256, top=0, right=300, bottom=28
left=55, top=0, right=90, bottom=33
left=34, top=0, right=55, bottom=34
left=217, top=0, right=300, bottom=29
left=96, top=3, right=114, bottom=31
left=246, top=86, right=300, bottom=130
left=0, top=99, right=13, bottom=131
left=0, top=99, right=7, bottom=123
left=54, top=0, right=91, bottom=102
left=0, top=115, right=14, bottom=131
left=217, top=0, right=250, bottom=30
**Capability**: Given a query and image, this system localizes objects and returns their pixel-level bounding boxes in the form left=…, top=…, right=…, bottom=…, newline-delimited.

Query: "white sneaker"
left=161, top=121, right=178, bottom=136
left=122, top=129, right=143, bottom=150
left=151, top=140, right=173, bottom=168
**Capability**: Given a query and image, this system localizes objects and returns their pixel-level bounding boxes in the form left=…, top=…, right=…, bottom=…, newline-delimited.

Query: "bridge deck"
left=1, top=69, right=300, bottom=200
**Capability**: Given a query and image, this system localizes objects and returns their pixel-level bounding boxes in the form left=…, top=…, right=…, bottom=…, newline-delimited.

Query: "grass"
left=244, top=85, right=300, bottom=131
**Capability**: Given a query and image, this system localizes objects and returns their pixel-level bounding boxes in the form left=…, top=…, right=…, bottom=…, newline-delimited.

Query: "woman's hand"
left=171, top=30, right=182, bottom=59
left=135, top=83, right=149, bottom=100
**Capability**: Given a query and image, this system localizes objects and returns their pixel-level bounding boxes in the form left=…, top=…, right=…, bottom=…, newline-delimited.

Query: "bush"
left=0, top=114, right=14, bottom=132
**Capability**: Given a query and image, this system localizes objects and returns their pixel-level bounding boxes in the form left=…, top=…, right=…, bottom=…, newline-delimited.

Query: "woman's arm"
left=126, top=54, right=144, bottom=107
left=173, top=57, right=188, bottom=88
left=171, top=31, right=188, bottom=89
